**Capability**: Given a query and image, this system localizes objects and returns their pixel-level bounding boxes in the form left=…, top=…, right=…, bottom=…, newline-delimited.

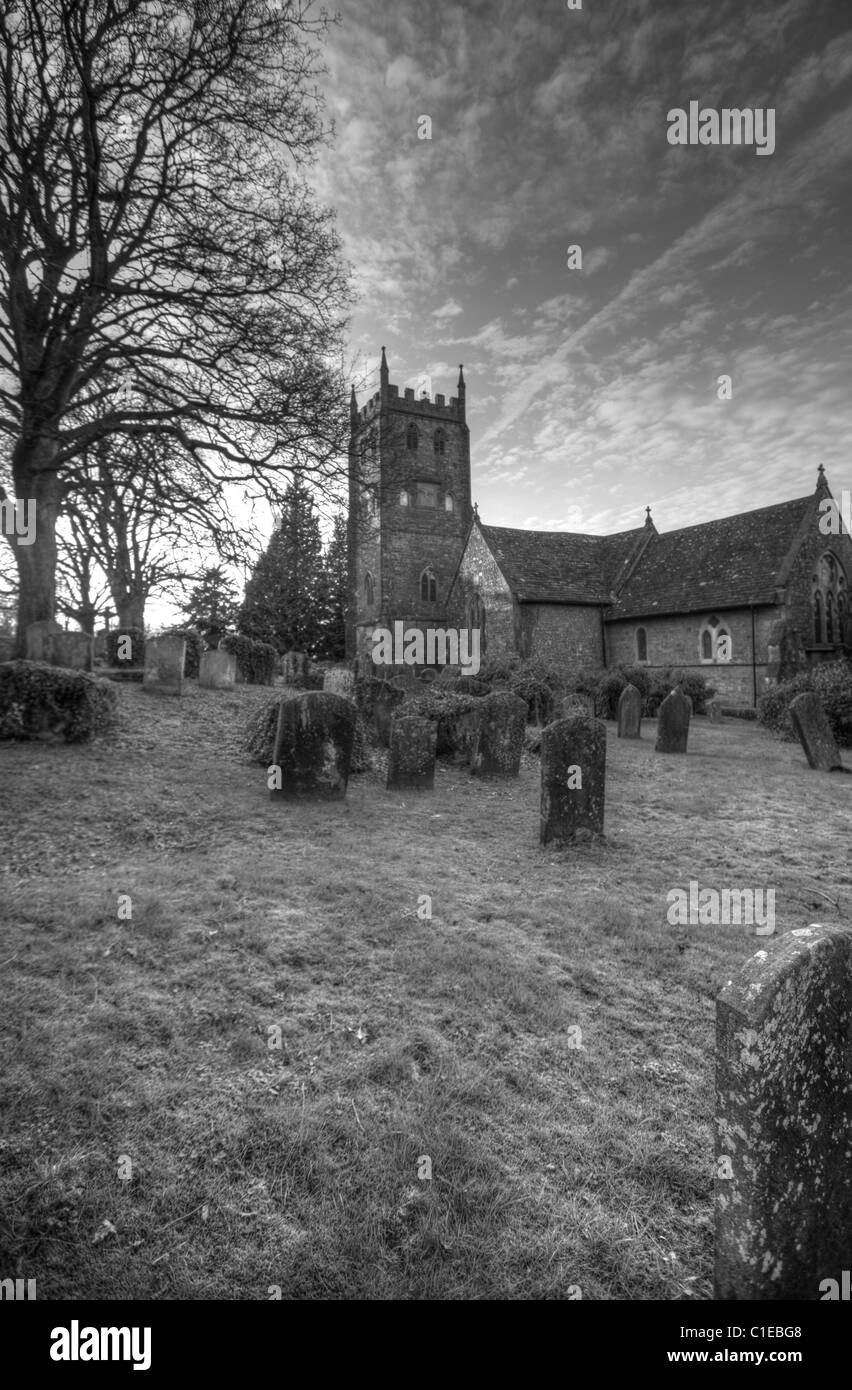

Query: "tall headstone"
left=281, top=651, right=308, bottom=687
left=655, top=689, right=690, bottom=753
left=199, top=648, right=237, bottom=690
left=616, top=683, right=642, bottom=738
left=143, top=634, right=186, bottom=696
left=789, top=691, right=846, bottom=772
left=386, top=715, right=437, bottom=791
left=715, top=925, right=852, bottom=1300
left=54, top=630, right=94, bottom=672
left=270, top=691, right=355, bottom=799
left=470, top=692, right=527, bottom=778
left=371, top=681, right=406, bottom=747
left=24, top=619, right=63, bottom=664
left=540, top=714, right=606, bottom=845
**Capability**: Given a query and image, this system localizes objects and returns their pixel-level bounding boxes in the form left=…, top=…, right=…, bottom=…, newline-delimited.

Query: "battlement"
left=353, top=380, right=463, bottom=428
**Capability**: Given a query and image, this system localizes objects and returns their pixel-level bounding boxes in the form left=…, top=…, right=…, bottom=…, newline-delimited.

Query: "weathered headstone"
left=371, top=680, right=406, bottom=747
left=655, top=689, right=690, bottom=753
left=540, top=714, right=606, bottom=844
left=561, top=693, right=594, bottom=719
left=386, top=715, right=437, bottom=792
left=270, top=691, right=355, bottom=799
left=24, top=619, right=63, bottom=664
left=54, top=630, right=94, bottom=672
left=715, top=924, right=852, bottom=1300
left=142, top=634, right=186, bottom=696
left=470, top=692, right=526, bottom=778
left=199, top=648, right=237, bottom=690
left=789, top=691, right=846, bottom=772
left=616, top=683, right=641, bottom=738
left=281, top=651, right=308, bottom=687
left=706, top=698, right=724, bottom=725
left=323, top=665, right=355, bottom=700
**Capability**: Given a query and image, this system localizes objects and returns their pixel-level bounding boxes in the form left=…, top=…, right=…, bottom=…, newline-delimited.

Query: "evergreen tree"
left=179, top=567, right=240, bottom=648
left=315, top=512, right=348, bottom=661
left=239, top=478, right=325, bottom=653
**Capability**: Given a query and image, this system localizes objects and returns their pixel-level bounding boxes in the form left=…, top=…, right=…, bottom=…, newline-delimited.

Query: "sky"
left=310, top=0, right=852, bottom=538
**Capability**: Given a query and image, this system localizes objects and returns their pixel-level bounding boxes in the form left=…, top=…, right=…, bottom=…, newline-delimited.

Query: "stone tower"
left=347, top=348, right=472, bottom=663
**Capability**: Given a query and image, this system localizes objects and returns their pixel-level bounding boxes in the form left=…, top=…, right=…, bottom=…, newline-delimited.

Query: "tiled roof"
left=606, top=495, right=813, bottom=620
left=479, top=522, right=647, bottom=603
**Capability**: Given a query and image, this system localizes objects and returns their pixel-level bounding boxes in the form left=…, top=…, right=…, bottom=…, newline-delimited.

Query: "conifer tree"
left=239, top=478, right=324, bottom=652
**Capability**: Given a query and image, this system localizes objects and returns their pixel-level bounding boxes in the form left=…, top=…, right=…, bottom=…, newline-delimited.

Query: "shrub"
left=439, top=676, right=492, bottom=697
left=106, top=626, right=145, bottom=667
left=221, top=633, right=278, bottom=685
left=756, top=672, right=813, bottom=739
left=757, top=661, right=852, bottom=747
left=507, top=656, right=561, bottom=724
left=243, top=694, right=370, bottom=771
left=399, top=686, right=479, bottom=758
left=645, top=667, right=714, bottom=716
left=477, top=653, right=521, bottom=685
left=159, top=627, right=203, bottom=679
left=0, top=660, right=118, bottom=743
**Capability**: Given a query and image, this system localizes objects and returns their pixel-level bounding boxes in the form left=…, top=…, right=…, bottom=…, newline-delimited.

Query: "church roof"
left=479, top=522, right=647, bottom=603
left=607, top=494, right=814, bottom=619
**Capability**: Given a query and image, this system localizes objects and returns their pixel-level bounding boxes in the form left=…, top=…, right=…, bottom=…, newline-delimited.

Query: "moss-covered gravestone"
left=561, top=693, right=594, bottom=719
left=387, top=715, right=437, bottom=791
left=616, top=683, right=641, bottom=738
left=323, top=665, right=355, bottom=699
left=199, top=649, right=236, bottom=690
left=655, top=689, right=690, bottom=753
left=371, top=681, right=406, bottom=747
left=789, top=691, right=846, bottom=772
left=270, top=692, right=355, bottom=799
left=143, top=635, right=185, bottom=695
left=540, top=714, right=606, bottom=844
left=470, top=692, right=526, bottom=778
left=715, top=925, right=852, bottom=1300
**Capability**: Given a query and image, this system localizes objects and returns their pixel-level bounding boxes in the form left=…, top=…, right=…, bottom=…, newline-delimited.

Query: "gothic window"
left=364, top=571, right=374, bottom=606
left=444, top=493, right=454, bottom=512
left=700, top=614, right=732, bottom=662
left=812, top=551, right=846, bottom=645
left=636, top=626, right=648, bottom=662
left=434, top=428, right=445, bottom=455
left=420, top=568, right=437, bottom=603
left=826, top=592, right=836, bottom=644
left=416, top=481, right=437, bottom=508
left=813, top=588, right=823, bottom=643
left=406, top=424, right=418, bottom=450
left=399, top=489, right=410, bottom=507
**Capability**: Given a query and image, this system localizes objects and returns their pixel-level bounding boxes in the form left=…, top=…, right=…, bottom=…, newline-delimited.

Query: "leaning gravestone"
left=470, top=692, right=526, bottom=778
left=715, top=924, right=852, bottom=1300
left=616, top=683, right=642, bottom=738
left=789, top=691, right=846, bottom=772
left=24, top=619, right=64, bottom=664
left=540, top=713, right=606, bottom=845
left=199, top=648, right=236, bottom=690
left=655, top=689, right=690, bottom=753
left=387, top=715, right=437, bottom=792
left=270, top=691, right=355, bottom=799
left=143, top=634, right=186, bottom=696
left=323, top=665, right=355, bottom=700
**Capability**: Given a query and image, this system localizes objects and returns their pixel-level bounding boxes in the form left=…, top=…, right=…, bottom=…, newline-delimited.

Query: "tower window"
left=406, top=424, right=418, bottom=450
left=364, top=571, right=374, bottom=607
left=434, top=428, right=445, bottom=455
left=636, top=626, right=647, bottom=662
left=444, top=493, right=454, bottom=513
left=416, top=481, right=437, bottom=508
left=420, top=568, right=437, bottom=603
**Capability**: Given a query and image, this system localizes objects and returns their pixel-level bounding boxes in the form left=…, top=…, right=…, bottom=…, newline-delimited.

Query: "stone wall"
left=605, top=607, right=781, bottom=706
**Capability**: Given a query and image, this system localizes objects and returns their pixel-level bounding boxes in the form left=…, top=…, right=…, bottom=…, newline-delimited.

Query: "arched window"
left=444, top=493, right=454, bottom=512
left=434, top=428, right=445, bottom=455
left=636, top=626, right=647, bottom=662
left=420, top=568, right=437, bottom=603
left=812, top=551, right=847, bottom=645
left=406, top=424, right=418, bottom=450
left=699, top=614, right=732, bottom=662
left=364, top=571, right=374, bottom=606
left=399, top=489, right=410, bottom=507
left=826, top=592, right=836, bottom=644
left=813, top=588, right=823, bottom=643
left=416, top=481, right=437, bottom=508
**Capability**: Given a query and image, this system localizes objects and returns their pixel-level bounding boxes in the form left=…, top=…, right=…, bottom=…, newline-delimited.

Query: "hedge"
left=220, top=633, right=278, bottom=685
left=158, top=628, right=203, bottom=679
left=0, top=660, right=118, bottom=743
left=106, top=627, right=145, bottom=667
left=399, top=686, right=479, bottom=758
left=571, top=664, right=715, bottom=718
left=243, top=694, right=369, bottom=772
left=757, top=661, right=852, bottom=746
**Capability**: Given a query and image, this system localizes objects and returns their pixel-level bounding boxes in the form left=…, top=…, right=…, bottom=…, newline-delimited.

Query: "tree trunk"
left=10, top=442, right=63, bottom=657
left=115, top=592, right=146, bottom=630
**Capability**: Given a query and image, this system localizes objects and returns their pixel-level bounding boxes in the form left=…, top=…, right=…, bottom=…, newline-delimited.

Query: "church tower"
left=347, top=348, right=472, bottom=663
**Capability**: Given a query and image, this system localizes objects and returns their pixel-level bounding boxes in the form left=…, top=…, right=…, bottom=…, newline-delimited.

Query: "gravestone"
left=24, top=619, right=63, bottom=664
left=371, top=681, right=406, bottom=747
left=281, top=651, right=308, bottom=687
left=270, top=691, right=355, bottom=799
left=655, top=689, right=690, bottom=753
left=540, top=714, right=606, bottom=845
left=386, top=715, right=437, bottom=792
left=616, top=683, right=642, bottom=738
left=706, top=698, right=724, bottom=725
left=199, top=649, right=237, bottom=690
left=789, top=691, right=846, bottom=772
left=715, top=924, right=852, bottom=1300
left=470, top=692, right=526, bottom=778
left=323, top=665, right=355, bottom=700
left=54, top=630, right=94, bottom=671
left=561, top=693, right=594, bottom=719
left=143, top=634, right=186, bottom=695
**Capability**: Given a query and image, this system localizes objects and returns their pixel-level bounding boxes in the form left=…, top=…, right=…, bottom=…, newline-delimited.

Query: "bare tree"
left=0, top=0, right=352, bottom=652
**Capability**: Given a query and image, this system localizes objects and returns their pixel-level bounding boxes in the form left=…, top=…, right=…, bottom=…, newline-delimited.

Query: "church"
left=347, top=349, right=851, bottom=705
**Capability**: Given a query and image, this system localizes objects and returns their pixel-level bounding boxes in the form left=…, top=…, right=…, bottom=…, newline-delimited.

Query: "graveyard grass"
left=2, top=685, right=850, bottom=1300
